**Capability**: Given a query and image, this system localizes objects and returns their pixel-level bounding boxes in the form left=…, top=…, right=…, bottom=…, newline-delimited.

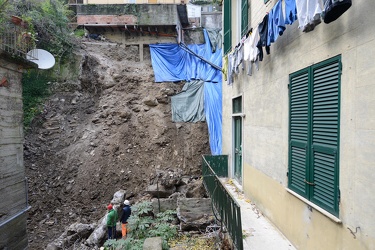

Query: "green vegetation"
left=22, top=70, right=51, bottom=129
left=103, top=202, right=178, bottom=250
left=1, top=0, right=77, bottom=58
left=74, top=28, right=85, bottom=38
left=0, top=1, right=80, bottom=129
left=103, top=202, right=217, bottom=249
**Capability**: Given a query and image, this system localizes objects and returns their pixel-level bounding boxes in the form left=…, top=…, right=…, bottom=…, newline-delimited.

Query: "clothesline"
left=223, top=0, right=352, bottom=85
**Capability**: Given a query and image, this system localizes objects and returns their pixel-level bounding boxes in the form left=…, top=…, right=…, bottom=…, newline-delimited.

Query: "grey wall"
left=0, top=57, right=28, bottom=250
left=201, top=12, right=222, bottom=29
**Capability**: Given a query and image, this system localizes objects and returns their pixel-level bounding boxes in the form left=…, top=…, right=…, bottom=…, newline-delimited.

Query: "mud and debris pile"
left=24, top=42, right=211, bottom=249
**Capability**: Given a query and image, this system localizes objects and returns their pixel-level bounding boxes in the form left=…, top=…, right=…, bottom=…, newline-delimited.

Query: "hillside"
left=24, top=42, right=211, bottom=249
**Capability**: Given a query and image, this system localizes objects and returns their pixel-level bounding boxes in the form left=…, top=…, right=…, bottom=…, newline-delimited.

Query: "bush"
left=74, top=28, right=85, bottom=37
left=22, top=69, right=51, bottom=129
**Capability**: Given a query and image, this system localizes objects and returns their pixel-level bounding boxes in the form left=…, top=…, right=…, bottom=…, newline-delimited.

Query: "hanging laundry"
left=243, top=35, right=251, bottom=62
left=285, top=0, right=298, bottom=25
left=267, top=8, right=274, bottom=46
left=296, top=0, right=323, bottom=32
left=235, top=43, right=244, bottom=73
left=248, top=28, right=260, bottom=76
left=322, top=0, right=352, bottom=24
left=227, top=52, right=234, bottom=85
left=257, top=14, right=270, bottom=61
left=222, top=55, right=228, bottom=81
left=268, top=0, right=286, bottom=45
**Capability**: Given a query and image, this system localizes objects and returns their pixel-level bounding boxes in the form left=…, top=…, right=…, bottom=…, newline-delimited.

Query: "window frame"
left=241, top=0, right=248, bottom=37
left=288, top=55, right=342, bottom=217
left=223, top=0, right=232, bottom=55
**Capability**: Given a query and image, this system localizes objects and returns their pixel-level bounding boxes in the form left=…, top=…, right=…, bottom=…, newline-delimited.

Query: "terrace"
left=0, top=16, right=37, bottom=64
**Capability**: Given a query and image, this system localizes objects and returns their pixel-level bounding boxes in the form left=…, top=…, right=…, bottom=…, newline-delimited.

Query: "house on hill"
left=221, top=0, right=375, bottom=249
left=69, top=0, right=191, bottom=61
left=68, top=0, right=222, bottom=60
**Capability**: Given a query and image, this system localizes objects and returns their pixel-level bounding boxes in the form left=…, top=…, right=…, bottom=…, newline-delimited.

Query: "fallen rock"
left=151, top=192, right=180, bottom=214
left=177, top=198, right=214, bottom=231
left=146, top=184, right=176, bottom=198
left=85, top=216, right=107, bottom=247
left=185, top=179, right=206, bottom=198
left=143, top=97, right=158, bottom=107
left=143, top=237, right=163, bottom=250
left=110, top=189, right=126, bottom=207
left=46, top=223, right=96, bottom=250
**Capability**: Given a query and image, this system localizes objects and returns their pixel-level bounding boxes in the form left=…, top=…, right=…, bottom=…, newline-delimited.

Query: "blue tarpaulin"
left=150, top=29, right=222, bottom=155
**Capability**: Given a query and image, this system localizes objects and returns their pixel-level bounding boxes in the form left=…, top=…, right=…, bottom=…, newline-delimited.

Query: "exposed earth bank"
left=24, top=42, right=211, bottom=249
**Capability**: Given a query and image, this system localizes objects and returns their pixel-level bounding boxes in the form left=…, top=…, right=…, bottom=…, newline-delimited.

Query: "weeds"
left=22, top=69, right=51, bottom=130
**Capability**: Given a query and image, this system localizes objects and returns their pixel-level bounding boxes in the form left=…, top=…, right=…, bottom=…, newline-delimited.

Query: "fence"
left=202, top=155, right=243, bottom=250
left=0, top=21, right=36, bottom=60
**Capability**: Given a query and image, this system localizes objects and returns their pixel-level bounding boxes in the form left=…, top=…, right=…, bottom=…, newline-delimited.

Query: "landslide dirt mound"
left=24, top=42, right=210, bottom=249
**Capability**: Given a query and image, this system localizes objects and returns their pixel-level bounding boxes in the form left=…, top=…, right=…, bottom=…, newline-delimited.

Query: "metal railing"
left=0, top=178, right=31, bottom=227
left=0, top=21, right=36, bottom=60
left=202, top=155, right=243, bottom=250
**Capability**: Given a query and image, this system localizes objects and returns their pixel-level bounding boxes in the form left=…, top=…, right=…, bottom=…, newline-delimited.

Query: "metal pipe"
left=179, top=42, right=221, bottom=71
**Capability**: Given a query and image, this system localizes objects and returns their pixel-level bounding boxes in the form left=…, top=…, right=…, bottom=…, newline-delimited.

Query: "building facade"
left=221, top=0, right=375, bottom=249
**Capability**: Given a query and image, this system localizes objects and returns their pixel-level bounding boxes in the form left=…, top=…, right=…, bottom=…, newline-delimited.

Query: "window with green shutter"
left=288, top=55, right=341, bottom=217
left=223, top=0, right=231, bottom=55
left=241, top=0, right=248, bottom=37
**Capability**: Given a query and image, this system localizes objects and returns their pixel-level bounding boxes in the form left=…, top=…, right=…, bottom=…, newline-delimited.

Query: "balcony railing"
left=202, top=155, right=243, bottom=250
left=0, top=21, right=36, bottom=60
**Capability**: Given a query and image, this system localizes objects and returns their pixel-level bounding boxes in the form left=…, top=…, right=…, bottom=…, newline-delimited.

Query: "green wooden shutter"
left=310, top=57, right=341, bottom=216
left=223, top=0, right=232, bottom=55
left=289, top=69, right=310, bottom=197
left=241, top=0, right=248, bottom=37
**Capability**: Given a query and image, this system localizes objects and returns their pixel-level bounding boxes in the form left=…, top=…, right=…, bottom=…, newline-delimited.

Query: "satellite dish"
left=26, top=49, right=55, bottom=70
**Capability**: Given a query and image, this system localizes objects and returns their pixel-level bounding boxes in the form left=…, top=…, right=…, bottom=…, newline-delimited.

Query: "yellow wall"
left=243, top=163, right=374, bottom=250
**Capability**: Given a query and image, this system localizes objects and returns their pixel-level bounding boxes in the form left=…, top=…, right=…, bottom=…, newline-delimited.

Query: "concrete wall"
left=201, top=12, right=222, bottom=29
left=77, top=15, right=137, bottom=25
left=222, top=0, right=375, bottom=249
left=77, top=4, right=179, bottom=26
left=0, top=57, right=28, bottom=249
left=0, top=212, right=28, bottom=249
left=103, top=32, right=176, bottom=44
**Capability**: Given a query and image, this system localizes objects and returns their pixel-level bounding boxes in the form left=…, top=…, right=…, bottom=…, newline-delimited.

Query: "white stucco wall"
left=222, top=0, right=375, bottom=249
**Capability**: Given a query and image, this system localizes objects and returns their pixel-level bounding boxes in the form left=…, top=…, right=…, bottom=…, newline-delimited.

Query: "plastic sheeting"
left=150, top=29, right=222, bottom=155
left=204, top=79, right=222, bottom=156
left=171, top=80, right=205, bottom=122
left=150, top=30, right=222, bottom=83
left=206, top=28, right=223, bottom=53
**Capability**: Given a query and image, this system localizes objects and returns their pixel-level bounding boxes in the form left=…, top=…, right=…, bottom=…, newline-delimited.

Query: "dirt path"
left=25, top=42, right=210, bottom=249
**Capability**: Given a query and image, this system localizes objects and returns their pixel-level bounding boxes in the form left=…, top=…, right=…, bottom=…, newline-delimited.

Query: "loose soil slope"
left=24, top=42, right=210, bottom=249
